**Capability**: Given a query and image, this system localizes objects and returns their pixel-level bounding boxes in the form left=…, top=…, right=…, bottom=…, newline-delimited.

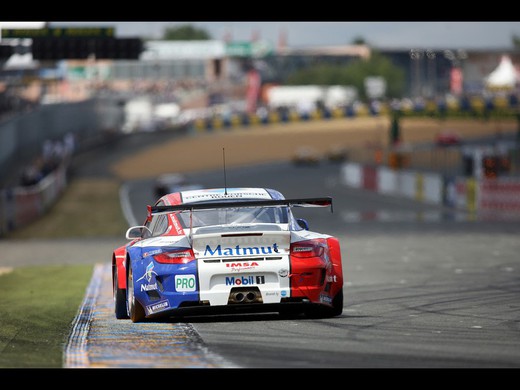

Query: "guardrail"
left=340, top=162, right=520, bottom=218
left=0, top=161, right=68, bottom=236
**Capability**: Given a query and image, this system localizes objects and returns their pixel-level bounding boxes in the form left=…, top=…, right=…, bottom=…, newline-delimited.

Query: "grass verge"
left=1, top=177, right=126, bottom=367
left=6, top=178, right=129, bottom=239
left=0, top=264, right=94, bottom=368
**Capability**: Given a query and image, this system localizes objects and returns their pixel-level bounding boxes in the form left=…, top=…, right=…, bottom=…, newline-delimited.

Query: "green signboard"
left=225, top=41, right=273, bottom=58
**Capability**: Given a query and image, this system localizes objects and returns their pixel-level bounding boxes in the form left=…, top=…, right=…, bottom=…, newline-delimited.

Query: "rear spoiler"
left=147, top=197, right=333, bottom=220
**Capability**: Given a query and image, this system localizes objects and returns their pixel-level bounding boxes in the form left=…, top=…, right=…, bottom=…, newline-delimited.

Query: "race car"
left=112, top=187, right=344, bottom=322
left=153, top=173, right=203, bottom=199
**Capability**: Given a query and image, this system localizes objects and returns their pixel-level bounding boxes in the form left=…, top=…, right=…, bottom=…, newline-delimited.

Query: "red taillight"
left=153, top=249, right=196, bottom=264
left=290, top=239, right=326, bottom=258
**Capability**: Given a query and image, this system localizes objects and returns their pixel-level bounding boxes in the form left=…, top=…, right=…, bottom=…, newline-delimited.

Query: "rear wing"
left=147, top=197, right=333, bottom=220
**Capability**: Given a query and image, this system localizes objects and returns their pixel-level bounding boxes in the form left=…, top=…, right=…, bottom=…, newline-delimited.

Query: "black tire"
left=305, top=290, right=344, bottom=319
left=127, top=262, right=146, bottom=323
left=113, top=265, right=129, bottom=319
left=330, top=289, right=344, bottom=317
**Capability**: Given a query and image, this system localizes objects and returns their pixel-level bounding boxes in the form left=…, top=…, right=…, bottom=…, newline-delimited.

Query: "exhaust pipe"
left=229, top=290, right=258, bottom=303
left=245, top=291, right=257, bottom=302
left=230, top=291, right=246, bottom=303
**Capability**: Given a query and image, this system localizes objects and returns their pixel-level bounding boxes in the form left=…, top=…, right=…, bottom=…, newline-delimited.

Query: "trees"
left=162, top=25, right=211, bottom=40
left=286, top=50, right=406, bottom=100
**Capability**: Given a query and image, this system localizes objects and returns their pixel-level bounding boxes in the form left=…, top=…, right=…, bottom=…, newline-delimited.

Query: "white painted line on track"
left=64, top=263, right=239, bottom=368
left=63, top=263, right=104, bottom=368
left=119, top=183, right=139, bottom=227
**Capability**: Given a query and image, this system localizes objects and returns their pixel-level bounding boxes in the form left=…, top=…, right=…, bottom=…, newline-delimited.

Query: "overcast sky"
left=2, top=21, right=520, bottom=50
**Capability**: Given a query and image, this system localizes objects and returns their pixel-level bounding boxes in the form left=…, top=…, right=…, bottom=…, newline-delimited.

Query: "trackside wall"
left=0, top=98, right=124, bottom=236
left=340, top=162, right=520, bottom=218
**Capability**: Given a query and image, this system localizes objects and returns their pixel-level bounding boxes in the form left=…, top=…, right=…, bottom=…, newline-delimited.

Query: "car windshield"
left=176, top=206, right=289, bottom=228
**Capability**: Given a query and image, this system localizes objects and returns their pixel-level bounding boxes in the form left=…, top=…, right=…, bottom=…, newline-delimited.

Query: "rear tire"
left=127, top=262, right=146, bottom=323
left=113, top=264, right=129, bottom=319
left=330, top=289, right=344, bottom=317
left=305, top=290, right=344, bottom=318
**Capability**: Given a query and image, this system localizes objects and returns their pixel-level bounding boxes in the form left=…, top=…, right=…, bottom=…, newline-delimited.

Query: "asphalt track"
left=65, top=263, right=238, bottom=368
left=64, top=160, right=520, bottom=369
left=3, top=129, right=520, bottom=369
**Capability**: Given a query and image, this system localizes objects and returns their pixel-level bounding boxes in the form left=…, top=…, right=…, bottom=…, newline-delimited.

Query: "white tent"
left=485, top=55, right=518, bottom=90
left=3, top=53, right=39, bottom=70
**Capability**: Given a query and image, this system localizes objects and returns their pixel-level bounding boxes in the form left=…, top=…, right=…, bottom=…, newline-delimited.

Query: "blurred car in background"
left=326, top=145, right=349, bottom=163
left=435, top=130, right=462, bottom=146
left=292, top=146, right=321, bottom=166
left=154, top=173, right=202, bottom=198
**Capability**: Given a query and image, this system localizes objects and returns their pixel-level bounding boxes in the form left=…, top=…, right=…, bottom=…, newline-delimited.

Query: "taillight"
left=290, top=239, right=326, bottom=258
left=154, top=249, right=196, bottom=264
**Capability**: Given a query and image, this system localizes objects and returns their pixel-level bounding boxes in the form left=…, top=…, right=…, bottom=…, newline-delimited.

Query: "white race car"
left=112, top=187, right=344, bottom=322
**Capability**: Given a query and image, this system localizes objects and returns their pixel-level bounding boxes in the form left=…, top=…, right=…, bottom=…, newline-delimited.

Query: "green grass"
left=1, top=177, right=125, bottom=368
left=0, top=264, right=94, bottom=368
left=6, top=178, right=129, bottom=239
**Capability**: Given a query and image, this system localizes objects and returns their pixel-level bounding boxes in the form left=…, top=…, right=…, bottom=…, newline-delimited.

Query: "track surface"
left=65, top=263, right=238, bottom=368
left=85, top=162, right=520, bottom=368
left=4, top=126, right=519, bottom=368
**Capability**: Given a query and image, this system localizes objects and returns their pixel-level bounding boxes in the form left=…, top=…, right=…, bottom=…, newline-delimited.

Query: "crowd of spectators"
left=19, top=133, right=75, bottom=187
left=91, top=78, right=210, bottom=107
left=0, top=85, right=37, bottom=120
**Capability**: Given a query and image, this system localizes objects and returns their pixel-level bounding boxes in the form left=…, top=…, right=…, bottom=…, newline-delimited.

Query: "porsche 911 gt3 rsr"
left=112, top=187, right=344, bottom=322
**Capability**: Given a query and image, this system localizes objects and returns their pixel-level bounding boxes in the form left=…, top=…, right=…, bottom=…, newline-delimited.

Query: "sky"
left=2, top=21, right=520, bottom=50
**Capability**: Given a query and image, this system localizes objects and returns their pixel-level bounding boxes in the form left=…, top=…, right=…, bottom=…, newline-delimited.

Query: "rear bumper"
left=146, top=298, right=316, bottom=319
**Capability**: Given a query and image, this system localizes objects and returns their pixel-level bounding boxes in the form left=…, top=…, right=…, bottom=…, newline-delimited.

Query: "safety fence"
left=0, top=97, right=124, bottom=189
left=340, top=162, right=520, bottom=218
left=0, top=96, right=125, bottom=237
left=0, top=161, right=68, bottom=236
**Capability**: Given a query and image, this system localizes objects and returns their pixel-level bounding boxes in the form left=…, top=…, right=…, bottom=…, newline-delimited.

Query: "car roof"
left=181, top=188, right=276, bottom=203
left=161, top=187, right=285, bottom=206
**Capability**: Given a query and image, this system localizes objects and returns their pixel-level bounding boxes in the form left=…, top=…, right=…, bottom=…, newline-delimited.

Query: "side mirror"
left=125, top=225, right=152, bottom=240
left=296, top=218, right=309, bottom=230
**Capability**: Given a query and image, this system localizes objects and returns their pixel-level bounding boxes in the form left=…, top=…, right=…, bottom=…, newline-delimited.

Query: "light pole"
left=410, top=48, right=423, bottom=98
left=426, top=49, right=436, bottom=98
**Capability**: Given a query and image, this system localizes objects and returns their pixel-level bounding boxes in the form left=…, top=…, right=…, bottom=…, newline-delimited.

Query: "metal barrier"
left=0, top=97, right=124, bottom=237
left=0, top=161, right=68, bottom=235
left=340, top=161, right=520, bottom=215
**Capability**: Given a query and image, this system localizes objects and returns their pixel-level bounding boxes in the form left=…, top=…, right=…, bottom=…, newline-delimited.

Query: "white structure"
left=485, top=55, right=519, bottom=90
left=266, top=85, right=357, bottom=111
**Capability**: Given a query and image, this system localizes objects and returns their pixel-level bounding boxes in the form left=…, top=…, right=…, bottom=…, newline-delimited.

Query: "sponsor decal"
left=143, top=249, right=162, bottom=258
left=204, top=243, right=279, bottom=257
left=326, top=275, right=338, bottom=283
left=265, top=291, right=279, bottom=297
left=175, top=274, right=196, bottom=292
left=225, top=262, right=259, bottom=272
left=170, top=214, right=184, bottom=235
left=183, top=188, right=271, bottom=202
left=225, top=275, right=265, bottom=286
left=136, top=262, right=157, bottom=283
left=281, top=290, right=287, bottom=297
left=141, top=282, right=158, bottom=292
left=320, top=294, right=333, bottom=304
left=146, top=300, right=170, bottom=314
left=278, top=268, right=289, bottom=278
